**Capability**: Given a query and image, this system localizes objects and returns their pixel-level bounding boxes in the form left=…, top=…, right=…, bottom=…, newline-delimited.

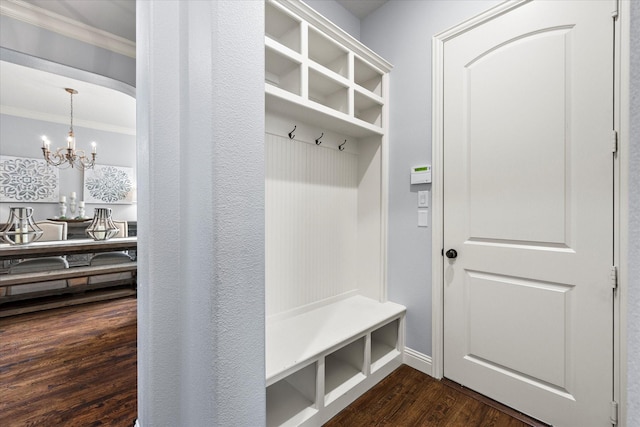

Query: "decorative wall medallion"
left=84, top=164, right=135, bottom=204
left=0, top=156, right=60, bottom=203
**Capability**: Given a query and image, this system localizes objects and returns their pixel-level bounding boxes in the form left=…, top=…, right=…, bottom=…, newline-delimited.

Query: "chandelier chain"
left=69, top=90, right=74, bottom=134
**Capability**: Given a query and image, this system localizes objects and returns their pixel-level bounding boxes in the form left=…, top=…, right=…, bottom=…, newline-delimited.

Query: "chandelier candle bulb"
left=91, top=142, right=97, bottom=154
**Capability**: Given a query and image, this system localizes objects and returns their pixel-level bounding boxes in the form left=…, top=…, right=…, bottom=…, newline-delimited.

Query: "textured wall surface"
left=136, top=1, right=265, bottom=425
left=627, top=0, right=639, bottom=424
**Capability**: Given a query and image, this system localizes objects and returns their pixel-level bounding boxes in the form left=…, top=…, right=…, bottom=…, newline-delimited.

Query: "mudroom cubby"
left=265, top=1, right=404, bottom=425
left=324, top=336, right=366, bottom=405
left=371, top=318, right=401, bottom=373
left=266, top=45, right=301, bottom=96
left=267, top=362, right=318, bottom=427
left=266, top=296, right=405, bottom=426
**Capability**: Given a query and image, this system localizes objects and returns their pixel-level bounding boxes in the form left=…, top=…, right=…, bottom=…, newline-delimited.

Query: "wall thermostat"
left=411, top=165, right=431, bottom=184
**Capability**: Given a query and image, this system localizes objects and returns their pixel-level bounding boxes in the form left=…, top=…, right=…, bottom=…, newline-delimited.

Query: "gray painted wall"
left=361, top=0, right=499, bottom=355
left=627, top=1, right=639, bottom=423
left=0, top=114, right=136, bottom=221
left=303, top=0, right=361, bottom=39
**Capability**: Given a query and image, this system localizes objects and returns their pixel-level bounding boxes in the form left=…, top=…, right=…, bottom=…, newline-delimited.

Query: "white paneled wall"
left=266, top=132, right=360, bottom=316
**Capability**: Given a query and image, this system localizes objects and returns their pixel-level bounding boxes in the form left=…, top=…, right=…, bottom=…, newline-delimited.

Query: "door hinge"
left=610, top=400, right=618, bottom=425
left=611, top=130, right=618, bottom=154
left=610, top=266, right=618, bottom=290
left=612, top=0, right=619, bottom=19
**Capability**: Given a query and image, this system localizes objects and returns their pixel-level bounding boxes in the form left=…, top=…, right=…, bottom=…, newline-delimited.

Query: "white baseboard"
left=403, top=347, right=433, bottom=377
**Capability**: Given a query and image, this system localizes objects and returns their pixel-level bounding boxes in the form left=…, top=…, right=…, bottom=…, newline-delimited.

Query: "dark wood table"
left=0, top=237, right=137, bottom=261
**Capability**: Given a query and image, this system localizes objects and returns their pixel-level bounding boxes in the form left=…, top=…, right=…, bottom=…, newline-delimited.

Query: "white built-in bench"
left=266, top=295, right=406, bottom=427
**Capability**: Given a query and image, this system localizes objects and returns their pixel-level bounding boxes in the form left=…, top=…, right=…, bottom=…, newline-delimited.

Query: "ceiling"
left=336, top=0, right=388, bottom=19
left=23, top=0, right=136, bottom=41
left=0, top=61, right=136, bottom=135
left=22, top=0, right=388, bottom=40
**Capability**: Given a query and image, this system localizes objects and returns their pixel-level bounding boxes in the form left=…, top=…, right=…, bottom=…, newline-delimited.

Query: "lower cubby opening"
left=267, top=362, right=318, bottom=427
left=324, top=336, right=366, bottom=405
left=370, top=319, right=400, bottom=373
left=265, top=296, right=406, bottom=426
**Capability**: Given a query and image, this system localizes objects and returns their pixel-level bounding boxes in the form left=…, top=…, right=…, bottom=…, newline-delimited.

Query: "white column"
left=627, top=0, right=640, bottom=424
left=136, top=1, right=265, bottom=425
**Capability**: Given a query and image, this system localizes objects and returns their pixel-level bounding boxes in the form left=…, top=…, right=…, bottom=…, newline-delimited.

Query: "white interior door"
left=442, top=1, right=615, bottom=425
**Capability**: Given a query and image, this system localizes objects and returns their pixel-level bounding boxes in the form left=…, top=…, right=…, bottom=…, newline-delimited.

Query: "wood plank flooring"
left=0, top=297, right=137, bottom=427
left=1, top=297, right=546, bottom=427
left=324, top=364, right=547, bottom=427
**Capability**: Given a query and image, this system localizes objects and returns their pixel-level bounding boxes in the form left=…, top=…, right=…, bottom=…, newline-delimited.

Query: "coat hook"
left=315, top=133, right=324, bottom=145
left=338, top=139, right=346, bottom=151
left=288, top=125, right=296, bottom=139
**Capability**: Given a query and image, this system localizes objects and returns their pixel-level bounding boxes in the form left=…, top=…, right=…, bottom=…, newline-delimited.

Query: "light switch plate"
left=418, top=190, right=429, bottom=208
left=418, top=210, right=429, bottom=227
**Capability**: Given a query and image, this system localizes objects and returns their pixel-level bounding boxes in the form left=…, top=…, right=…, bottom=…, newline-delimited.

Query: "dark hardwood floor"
left=1, top=297, right=545, bottom=427
left=325, top=365, right=547, bottom=427
left=0, top=296, right=137, bottom=427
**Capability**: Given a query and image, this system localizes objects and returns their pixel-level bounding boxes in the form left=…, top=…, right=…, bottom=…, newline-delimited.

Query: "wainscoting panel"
left=266, top=132, right=359, bottom=316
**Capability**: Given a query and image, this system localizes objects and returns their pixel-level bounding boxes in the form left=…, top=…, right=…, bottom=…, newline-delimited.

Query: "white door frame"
left=430, top=0, right=631, bottom=424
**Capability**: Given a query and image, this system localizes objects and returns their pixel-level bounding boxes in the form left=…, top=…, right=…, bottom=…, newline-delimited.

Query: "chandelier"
left=41, top=88, right=97, bottom=170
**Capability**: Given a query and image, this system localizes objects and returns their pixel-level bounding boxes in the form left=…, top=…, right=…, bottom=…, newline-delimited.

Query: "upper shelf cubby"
left=266, top=45, right=301, bottom=96
left=308, top=28, right=349, bottom=78
left=354, top=57, right=383, bottom=97
left=265, top=0, right=392, bottom=139
left=265, top=1, right=301, bottom=53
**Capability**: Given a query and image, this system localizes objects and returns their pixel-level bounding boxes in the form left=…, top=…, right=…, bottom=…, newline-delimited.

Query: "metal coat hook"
left=315, top=133, right=324, bottom=145
left=338, top=139, right=347, bottom=151
left=288, top=125, right=296, bottom=139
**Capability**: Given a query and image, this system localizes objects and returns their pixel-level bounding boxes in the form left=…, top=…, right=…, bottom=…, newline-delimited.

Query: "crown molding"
left=0, top=0, right=136, bottom=59
left=0, top=105, right=136, bottom=136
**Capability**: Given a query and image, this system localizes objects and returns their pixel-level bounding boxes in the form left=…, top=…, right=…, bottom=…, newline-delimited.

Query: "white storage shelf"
left=265, top=2, right=301, bottom=53
left=265, top=1, right=398, bottom=425
left=266, top=295, right=405, bottom=426
left=324, top=337, right=366, bottom=405
left=309, top=27, right=349, bottom=78
left=266, top=45, right=301, bottom=96
left=371, top=318, right=400, bottom=373
left=354, top=56, right=383, bottom=96
left=267, top=363, right=318, bottom=427
left=265, top=0, right=391, bottom=139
